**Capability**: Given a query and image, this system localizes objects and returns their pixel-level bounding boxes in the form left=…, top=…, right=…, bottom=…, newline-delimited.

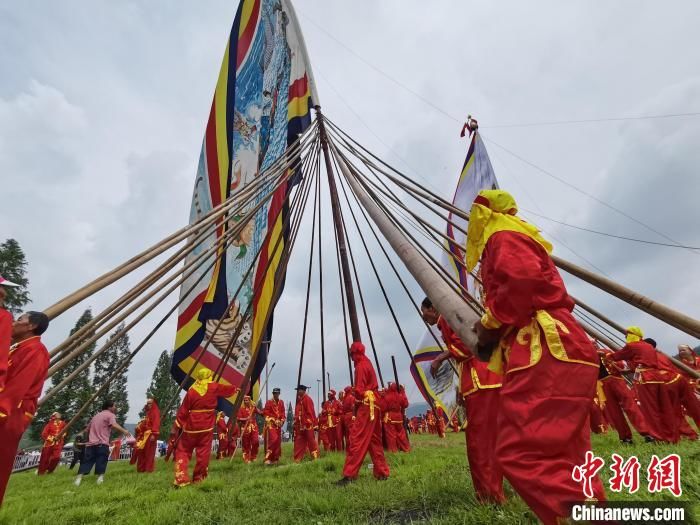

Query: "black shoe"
left=336, top=477, right=354, bottom=486
left=620, top=438, right=634, bottom=445
left=643, top=435, right=657, bottom=443
left=375, top=476, right=388, bottom=481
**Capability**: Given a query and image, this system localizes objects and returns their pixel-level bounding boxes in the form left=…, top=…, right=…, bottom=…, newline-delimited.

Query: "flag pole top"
left=460, top=115, right=479, bottom=137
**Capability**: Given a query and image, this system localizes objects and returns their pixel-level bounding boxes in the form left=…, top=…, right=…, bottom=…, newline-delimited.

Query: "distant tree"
left=91, top=324, right=130, bottom=425
left=32, top=309, right=96, bottom=440
left=0, top=238, right=30, bottom=314
left=286, top=401, right=294, bottom=434
left=146, top=350, right=181, bottom=436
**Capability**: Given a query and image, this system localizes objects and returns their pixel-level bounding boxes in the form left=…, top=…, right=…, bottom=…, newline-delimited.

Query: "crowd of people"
left=0, top=189, right=698, bottom=524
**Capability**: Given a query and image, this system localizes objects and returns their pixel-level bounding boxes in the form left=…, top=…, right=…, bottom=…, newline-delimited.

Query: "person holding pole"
left=422, top=297, right=504, bottom=504
left=0, top=311, right=50, bottom=505
left=262, top=387, right=285, bottom=465
left=337, top=342, right=390, bottom=485
left=173, top=368, right=239, bottom=487
left=467, top=189, right=605, bottom=523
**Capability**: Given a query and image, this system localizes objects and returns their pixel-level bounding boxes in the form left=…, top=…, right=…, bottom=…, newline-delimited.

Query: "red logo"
left=647, top=454, right=682, bottom=497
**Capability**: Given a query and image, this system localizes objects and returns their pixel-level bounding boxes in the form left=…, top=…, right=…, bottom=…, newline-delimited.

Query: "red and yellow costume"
left=613, top=333, right=686, bottom=443
left=0, top=336, right=49, bottom=505
left=318, top=404, right=330, bottom=451
left=598, top=348, right=654, bottom=441
left=676, top=351, right=700, bottom=435
left=436, top=314, right=504, bottom=503
left=137, top=400, right=160, bottom=473
left=38, top=415, right=66, bottom=475
left=468, top=190, right=605, bottom=524
left=262, top=398, right=285, bottom=464
left=340, top=386, right=355, bottom=449
left=341, top=342, right=390, bottom=480
left=382, top=383, right=410, bottom=452
left=130, top=418, right=146, bottom=465
left=0, top=308, right=12, bottom=394
left=293, top=391, right=319, bottom=462
left=215, top=412, right=229, bottom=459
left=238, top=398, right=260, bottom=463
left=173, top=369, right=238, bottom=486
left=325, top=390, right=342, bottom=451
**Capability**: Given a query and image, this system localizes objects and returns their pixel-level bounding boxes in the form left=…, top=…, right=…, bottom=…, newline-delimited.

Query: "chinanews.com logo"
left=570, top=452, right=692, bottom=524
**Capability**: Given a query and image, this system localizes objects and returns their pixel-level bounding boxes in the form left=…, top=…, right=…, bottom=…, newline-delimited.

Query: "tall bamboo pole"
left=316, top=107, right=361, bottom=342
left=330, top=141, right=481, bottom=351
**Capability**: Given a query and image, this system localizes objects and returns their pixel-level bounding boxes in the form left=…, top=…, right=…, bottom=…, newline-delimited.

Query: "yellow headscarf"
left=191, top=368, right=213, bottom=396
left=466, top=189, right=552, bottom=271
left=625, top=326, right=644, bottom=344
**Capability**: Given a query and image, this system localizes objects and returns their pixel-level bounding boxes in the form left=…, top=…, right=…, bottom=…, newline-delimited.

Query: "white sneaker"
left=96, top=475, right=104, bottom=485
left=74, top=475, right=82, bottom=487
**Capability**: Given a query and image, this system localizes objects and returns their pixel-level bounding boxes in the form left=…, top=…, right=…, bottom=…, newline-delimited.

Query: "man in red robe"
left=164, top=421, right=178, bottom=462
left=612, top=330, right=685, bottom=443
left=263, top=387, right=285, bottom=465
left=130, top=416, right=146, bottom=466
left=598, top=348, right=657, bottom=443
left=325, top=390, right=342, bottom=451
left=318, top=403, right=330, bottom=451
left=137, top=398, right=160, bottom=473
left=340, top=386, right=355, bottom=450
left=293, top=385, right=319, bottom=462
left=215, top=412, right=229, bottom=459
left=0, top=277, right=19, bottom=395
left=337, top=342, right=390, bottom=484
left=38, top=412, right=67, bottom=475
left=383, top=383, right=410, bottom=452
left=423, top=297, right=505, bottom=504
left=238, top=395, right=260, bottom=463
left=468, top=190, right=605, bottom=524
left=173, top=369, right=239, bottom=487
left=0, top=311, right=50, bottom=506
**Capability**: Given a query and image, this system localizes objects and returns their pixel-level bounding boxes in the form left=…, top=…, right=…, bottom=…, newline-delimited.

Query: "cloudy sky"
left=2, top=1, right=699, bottom=422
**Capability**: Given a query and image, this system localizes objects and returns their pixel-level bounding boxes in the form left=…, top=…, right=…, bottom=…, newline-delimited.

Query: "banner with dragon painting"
left=171, top=0, right=316, bottom=414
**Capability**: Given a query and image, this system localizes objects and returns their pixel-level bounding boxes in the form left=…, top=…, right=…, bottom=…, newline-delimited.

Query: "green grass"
left=1, top=432, right=698, bottom=524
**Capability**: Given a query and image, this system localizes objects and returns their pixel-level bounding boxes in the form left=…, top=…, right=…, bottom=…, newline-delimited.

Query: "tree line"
left=1, top=238, right=181, bottom=443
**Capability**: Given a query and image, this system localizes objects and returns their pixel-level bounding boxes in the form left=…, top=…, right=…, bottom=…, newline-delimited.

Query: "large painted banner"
left=171, top=0, right=316, bottom=413
left=410, top=127, right=499, bottom=410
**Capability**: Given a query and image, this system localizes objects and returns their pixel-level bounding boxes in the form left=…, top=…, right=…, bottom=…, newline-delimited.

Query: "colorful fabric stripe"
left=172, top=0, right=315, bottom=415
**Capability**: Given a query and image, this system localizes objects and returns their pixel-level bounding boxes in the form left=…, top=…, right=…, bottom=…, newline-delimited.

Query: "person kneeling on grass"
left=74, top=400, right=131, bottom=486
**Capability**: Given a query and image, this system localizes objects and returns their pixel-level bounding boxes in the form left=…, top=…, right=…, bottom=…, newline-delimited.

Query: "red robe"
left=437, top=315, right=504, bottom=503
left=598, top=349, right=654, bottom=441
left=293, top=393, right=319, bottom=461
left=382, top=384, right=410, bottom=452
left=215, top=413, right=229, bottom=459
left=480, top=231, right=604, bottom=523
left=0, top=308, right=13, bottom=394
left=237, top=404, right=260, bottom=463
left=0, top=336, right=49, bottom=505
left=38, top=418, right=66, bottom=475
left=325, top=396, right=342, bottom=451
left=137, top=402, right=160, bottom=473
left=340, top=388, right=355, bottom=449
left=341, top=352, right=390, bottom=480
left=173, top=381, right=237, bottom=486
left=262, top=398, right=285, bottom=463
left=131, top=419, right=145, bottom=465
left=613, top=341, right=688, bottom=443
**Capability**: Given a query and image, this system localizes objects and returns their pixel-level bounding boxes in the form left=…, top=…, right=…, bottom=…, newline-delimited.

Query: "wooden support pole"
left=391, top=355, right=400, bottom=386
left=316, top=107, right=361, bottom=342
left=331, top=141, right=481, bottom=351
left=553, top=256, right=700, bottom=339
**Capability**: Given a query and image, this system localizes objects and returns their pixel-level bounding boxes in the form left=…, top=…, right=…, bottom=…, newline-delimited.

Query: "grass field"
left=1, top=432, right=698, bottom=524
